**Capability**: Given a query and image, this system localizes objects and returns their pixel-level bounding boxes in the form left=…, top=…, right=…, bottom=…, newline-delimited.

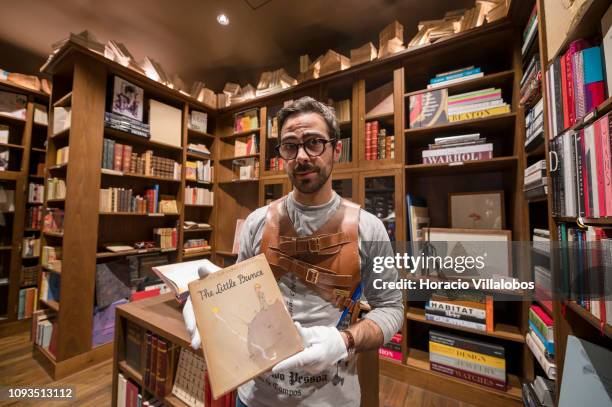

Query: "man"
left=184, top=96, right=403, bottom=406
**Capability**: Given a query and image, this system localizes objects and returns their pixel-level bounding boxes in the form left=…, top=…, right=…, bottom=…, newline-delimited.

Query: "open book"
left=152, top=259, right=221, bottom=303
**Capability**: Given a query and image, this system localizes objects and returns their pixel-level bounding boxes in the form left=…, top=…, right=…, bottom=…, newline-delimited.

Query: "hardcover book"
left=409, top=89, right=448, bottom=128
left=188, top=254, right=303, bottom=399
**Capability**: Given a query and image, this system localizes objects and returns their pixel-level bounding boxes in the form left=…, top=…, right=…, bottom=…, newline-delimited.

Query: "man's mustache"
left=294, top=163, right=318, bottom=173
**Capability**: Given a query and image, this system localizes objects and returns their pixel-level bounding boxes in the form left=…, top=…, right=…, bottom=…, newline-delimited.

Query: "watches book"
left=188, top=254, right=303, bottom=399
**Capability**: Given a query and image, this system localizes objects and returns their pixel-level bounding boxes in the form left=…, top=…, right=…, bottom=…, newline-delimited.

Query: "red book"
left=430, top=362, right=506, bottom=391
left=150, top=336, right=158, bottom=391
left=560, top=54, right=570, bottom=130
left=172, top=229, right=177, bottom=248
left=564, top=50, right=576, bottom=126
left=586, top=82, right=606, bottom=113
left=365, top=122, right=371, bottom=160
left=594, top=119, right=606, bottom=216
left=379, top=347, right=402, bottom=361
left=371, top=121, right=379, bottom=160
left=114, top=143, right=124, bottom=171
left=126, top=380, right=138, bottom=407
left=131, top=289, right=160, bottom=302
left=531, top=304, right=553, bottom=325
left=581, top=130, right=590, bottom=217
left=390, top=333, right=403, bottom=343
left=600, top=115, right=612, bottom=216
left=122, top=145, right=132, bottom=173
left=48, top=321, right=58, bottom=358
left=156, top=339, right=168, bottom=396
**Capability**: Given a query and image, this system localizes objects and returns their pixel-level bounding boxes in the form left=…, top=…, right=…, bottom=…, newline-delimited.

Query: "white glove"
left=183, top=261, right=221, bottom=350
left=272, top=322, right=348, bottom=375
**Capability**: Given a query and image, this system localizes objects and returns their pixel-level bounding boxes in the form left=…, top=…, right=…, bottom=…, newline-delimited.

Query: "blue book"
left=583, top=46, right=604, bottom=84
left=529, top=320, right=555, bottom=355
left=430, top=68, right=481, bottom=84
left=47, top=273, right=61, bottom=302
left=18, top=289, right=25, bottom=320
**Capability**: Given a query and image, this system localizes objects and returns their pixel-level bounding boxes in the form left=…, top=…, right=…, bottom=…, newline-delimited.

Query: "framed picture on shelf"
left=111, top=76, right=144, bottom=121
left=422, top=228, right=512, bottom=279
left=449, top=191, right=504, bottom=229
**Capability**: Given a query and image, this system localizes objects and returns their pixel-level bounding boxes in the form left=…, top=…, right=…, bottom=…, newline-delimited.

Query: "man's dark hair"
left=277, top=96, right=341, bottom=140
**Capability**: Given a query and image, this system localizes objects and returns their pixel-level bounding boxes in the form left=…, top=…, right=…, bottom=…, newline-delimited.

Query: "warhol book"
left=188, top=254, right=303, bottom=399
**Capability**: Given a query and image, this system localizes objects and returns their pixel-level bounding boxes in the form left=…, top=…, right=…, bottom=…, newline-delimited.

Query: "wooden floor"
left=0, top=331, right=474, bottom=407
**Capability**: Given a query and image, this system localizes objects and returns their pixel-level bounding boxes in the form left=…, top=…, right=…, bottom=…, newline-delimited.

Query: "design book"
left=188, top=254, right=303, bottom=399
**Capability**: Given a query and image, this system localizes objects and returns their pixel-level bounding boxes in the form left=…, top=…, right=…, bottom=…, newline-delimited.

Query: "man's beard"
left=288, top=162, right=332, bottom=194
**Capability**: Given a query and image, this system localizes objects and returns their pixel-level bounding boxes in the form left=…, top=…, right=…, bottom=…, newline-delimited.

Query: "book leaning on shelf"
left=525, top=98, right=545, bottom=151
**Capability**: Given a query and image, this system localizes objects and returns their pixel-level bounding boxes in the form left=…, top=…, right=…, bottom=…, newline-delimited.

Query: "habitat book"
left=188, top=254, right=303, bottom=399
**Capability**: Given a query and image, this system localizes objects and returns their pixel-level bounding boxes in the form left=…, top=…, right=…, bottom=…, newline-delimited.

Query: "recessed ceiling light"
left=217, top=13, right=229, bottom=26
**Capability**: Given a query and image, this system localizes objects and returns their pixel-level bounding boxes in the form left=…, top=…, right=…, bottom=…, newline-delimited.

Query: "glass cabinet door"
left=360, top=171, right=403, bottom=242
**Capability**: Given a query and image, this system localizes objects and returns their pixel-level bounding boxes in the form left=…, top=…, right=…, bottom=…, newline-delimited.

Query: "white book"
left=586, top=125, right=599, bottom=217
left=447, top=99, right=505, bottom=114
left=117, top=373, right=127, bottom=407
left=521, top=18, right=538, bottom=55
left=425, top=313, right=486, bottom=331
left=434, top=133, right=481, bottom=145
left=562, top=131, right=577, bottom=217
left=422, top=143, right=493, bottom=158
left=524, top=160, right=547, bottom=177
left=426, top=72, right=484, bottom=89
left=152, top=259, right=221, bottom=303
left=526, top=331, right=556, bottom=380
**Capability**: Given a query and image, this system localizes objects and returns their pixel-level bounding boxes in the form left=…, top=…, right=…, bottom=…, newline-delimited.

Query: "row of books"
left=365, top=121, right=394, bottom=160
left=429, top=329, right=506, bottom=390
left=427, top=66, right=483, bottom=90
left=55, top=146, right=69, bottom=165
left=525, top=98, right=544, bottom=151
left=557, top=224, right=612, bottom=327
left=17, top=287, right=38, bottom=320
left=545, top=40, right=607, bottom=138
left=26, top=206, right=42, bottom=229
left=40, top=271, right=60, bottom=304
left=103, top=139, right=182, bottom=180
left=266, top=116, right=279, bottom=139
left=234, top=135, right=259, bottom=157
left=42, top=245, right=61, bottom=271
left=549, top=113, right=611, bottom=218
left=234, top=109, right=259, bottom=133
left=144, top=332, right=173, bottom=397
left=186, top=160, right=213, bottom=183
left=184, top=238, right=211, bottom=253
left=425, top=291, right=493, bottom=333
left=521, top=376, right=555, bottom=407
left=104, top=111, right=150, bottom=138
left=47, top=178, right=66, bottom=200
left=526, top=305, right=556, bottom=380
left=521, top=4, right=538, bottom=56
left=21, top=266, right=39, bottom=287
left=185, top=187, right=213, bottom=206
left=378, top=332, right=402, bottom=361
left=338, top=137, right=352, bottom=163
left=232, top=158, right=259, bottom=181
left=521, top=54, right=542, bottom=108
left=116, top=373, right=141, bottom=407
left=22, top=237, right=40, bottom=258
left=422, top=133, right=491, bottom=165
left=28, top=183, right=44, bottom=203
left=267, top=157, right=285, bottom=172
left=187, top=111, right=208, bottom=133
left=99, top=185, right=168, bottom=214
left=524, top=159, right=547, bottom=200
left=330, top=99, right=351, bottom=122
left=32, top=309, right=57, bottom=357
left=43, top=208, right=64, bottom=234
left=153, top=228, right=177, bottom=250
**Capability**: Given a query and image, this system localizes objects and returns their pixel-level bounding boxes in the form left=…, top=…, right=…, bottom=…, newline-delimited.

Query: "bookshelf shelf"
left=50, top=128, right=70, bottom=141
left=42, top=265, right=61, bottom=274
left=187, top=128, right=215, bottom=140
left=0, top=143, right=24, bottom=150
left=182, top=250, right=212, bottom=259
left=24, top=228, right=40, bottom=232
left=99, top=212, right=180, bottom=217
left=566, top=301, right=612, bottom=339
left=46, top=199, right=65, bottom=204
left=26, top=202, right=43, bottom=206
left=163, top=394, right=189, bottom=407
left=553, top=216, right=612, bottom=226
left=406, top=307, right=524, bottom=343
left=225, top=128, right=261, bottom=139
left=118, top=360, right=142, bottom=383
left=219, top=153, right=259, bottom=162
left=43, top=231, right=64, bottom=238
left=40, top=299, right=60, bottom=312
left=31, top=147, right=46, bottom=153
left=525, top=142, right=545, bottom=157
left=0, top=245, right=11, bottom=251
left=404, top=69, right=515, bottom=98
left=48, top=163, right=67, bottom=171
left=364, top=112, right=394, bottom=121
left=0, top=113, right=26, bottom=125
left=405, top=112, right=516, bottom=136
left=184, top=204, right=213, bottom=208
left=219, top=179, right=259, bottom=185
left=28, top=174, right=45, bottom=179
left=0, top=78, right=47, bottom=97
left=104, top=127, right=183, bottom=153
left=405, top=156, right=518, bottom=175
left=100, top=169, right=181, bottom=183
left=53, top=91, right=72, bottom=108
left=183, top=227, right=212, bottom=233
left=95, top=247, right=172, bottom=259
left=185, top=179, right=212, bottom=185
left=526, top=195, right=548, bottom=203
left=186, top=152, right=212, bottom=161
left=0, top=171, right=23, bottom=181
left=562, top=96, right=612, bottom=134
left=215, top=250, right=237, bottom=257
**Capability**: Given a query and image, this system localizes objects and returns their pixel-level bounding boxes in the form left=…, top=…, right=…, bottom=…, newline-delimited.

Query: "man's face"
left=280, top=112, right=340, bottom=194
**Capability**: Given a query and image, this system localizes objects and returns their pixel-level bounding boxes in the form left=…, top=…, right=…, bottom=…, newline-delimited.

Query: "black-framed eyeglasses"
left=275, top=138, right=337, bottom=160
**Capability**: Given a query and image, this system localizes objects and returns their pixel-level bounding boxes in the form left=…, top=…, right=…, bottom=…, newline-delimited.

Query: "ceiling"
left=0, top=0, right=477, bottom=92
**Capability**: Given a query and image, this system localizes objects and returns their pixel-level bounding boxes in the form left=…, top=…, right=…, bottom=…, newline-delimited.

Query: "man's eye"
left=306, top=139, right=323, bottom=146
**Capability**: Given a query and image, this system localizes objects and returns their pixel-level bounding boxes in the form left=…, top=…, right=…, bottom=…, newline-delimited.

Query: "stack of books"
left=429, top=330, right=506, bottom=390
left=266, top=115, right=279, bottom=139
left=153, top=228, right=177, bottom=250
left=187, top=111, right=207, bottom=133
left=0, top=90, right=27, bottom=120
left=524, top=160, right=547, bottom=199
left=17, top=287, right=38, bottom=320
left=234, top=135, right=259, bottom=157
left=187, top=143, right=210, bottom=156
left=545, top=40, right=606, bottom=138
left=525, top=98, right=544, bottom=151
left=422, top=133, right=492, bottom=165
left=185, top=160, right=212, bottom=183
left=41, top=245, right=62, bottom=271
left=549, top=113, right=611, bottom=218
left=521, top=55, right=542, bottom=108
left=104, top=112, right=150, bottom=138
left=234, top=109, right=259, bottom=132
left=532, top=228, right=550, bottom=254
left=184, top=238, right=211, bottom=254
left=426, top=291, right=493, bottom=332
left=365, top=121, right=394, bottom=160
left=46, top=178, right=66, bottom=200
left=40, top=271, right=60, bottom=304
left=22, top=237, right=40, bottom=258
left=232, top=157, right=259, bottom=181
left=33, top=309, right=57, bottom=357
left=534, top=265, right=553, bottom=316
left=522, top=376, right=555, bottom=407
left=427, top=66, right=483, bottom=90
left=255, top=68, right=297, bottom=97
left=521, top=4, right=538, bottom=56
left=526, top=305, right=556, bottom=380
left=378, top=332, right=402, bottom=361
left=447, top=88, right=510, bottom=122
left=184, top=187, right=213, bottom=206
left=116, top=374, right=142, bottom=407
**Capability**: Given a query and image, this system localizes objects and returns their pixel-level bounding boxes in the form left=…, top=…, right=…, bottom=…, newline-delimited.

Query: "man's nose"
left=295, top=145, right=310, bottom=163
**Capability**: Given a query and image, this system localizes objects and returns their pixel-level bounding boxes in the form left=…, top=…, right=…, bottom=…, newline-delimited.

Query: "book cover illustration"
left=112, top=76, right=144, bottom=121
left=409, top=89, right=448, bottom=128
left=188, top=254, right=303, bottom=399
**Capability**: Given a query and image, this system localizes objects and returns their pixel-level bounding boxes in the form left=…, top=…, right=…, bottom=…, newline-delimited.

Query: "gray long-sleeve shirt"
left=237, top=190, right=403, bottom=407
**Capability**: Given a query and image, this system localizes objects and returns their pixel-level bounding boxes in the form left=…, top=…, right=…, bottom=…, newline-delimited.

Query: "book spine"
left=565, top=49, right=576, bottom=126
left=485, top=295, right=494, bottom=333
left=114, top=144, right=124, bottom=171
left=528, top=309, right=553, bottom=342
left=422, top=150, right=492, bottom=164
left=429, top=351, right=506, bottom=381
left=156, top=339, right=167, bottom=396
left=560, top=54, right=570, bottom=129
left=150, top=335, right=158, bottom=392
left=575, top=51, right=586, bottom=119
left=526, top=332, right=556, bottom=380
left=426, top=313, right=486, bottom=331
left=378, top=347, right=403, bottom=361
left=430, top=361, right=506, bottom=390
left=447, top=105, right=509, bottom=122
left=553, top=58, right=564, bottom=135
left=427, top=300, right=486, bottom=318
left=430, top=68, right=481, bottom=84
left=529, top=321, right=555, bottom=354
left=429, top=332, right=505, bottom=359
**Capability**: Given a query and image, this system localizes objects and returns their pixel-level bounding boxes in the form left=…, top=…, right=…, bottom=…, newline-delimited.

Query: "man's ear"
left=333, top=139, right=342, bottom=163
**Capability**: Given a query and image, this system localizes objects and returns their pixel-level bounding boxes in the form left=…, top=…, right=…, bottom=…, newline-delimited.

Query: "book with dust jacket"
left=188, top=254, right=303, bottom=399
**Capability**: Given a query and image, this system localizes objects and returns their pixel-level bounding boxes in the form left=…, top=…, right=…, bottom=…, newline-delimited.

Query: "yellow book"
left=429, top=341, right=505, bottom=370
left=448, top=105, right=510, bottom=122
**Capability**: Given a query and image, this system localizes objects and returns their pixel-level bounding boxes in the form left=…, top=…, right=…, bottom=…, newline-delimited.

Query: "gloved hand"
left=272, top=322, right=348, bottom=375
left=183, top=260, right=222, bottom=350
